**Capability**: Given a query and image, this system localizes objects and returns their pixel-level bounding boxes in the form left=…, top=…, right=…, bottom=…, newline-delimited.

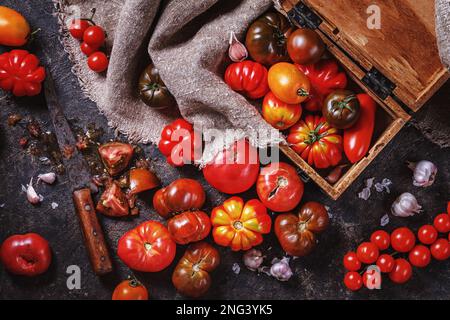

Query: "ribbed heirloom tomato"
left=117, top=221, right=176, bottom=272
left=256, top=162, right=304, bottom=212
left=287, top=115, right=343, bottom=169
left=224, top=60, right=269, bottom=99
left=262, top=91, right=302, bottom=130
left=211, top=197, right=271, bottom=251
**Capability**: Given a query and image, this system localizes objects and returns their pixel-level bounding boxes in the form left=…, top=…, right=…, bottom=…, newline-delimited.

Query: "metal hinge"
left=362, top=67, right=396, bottom=100
left=287, top=2, right=322, bottom=29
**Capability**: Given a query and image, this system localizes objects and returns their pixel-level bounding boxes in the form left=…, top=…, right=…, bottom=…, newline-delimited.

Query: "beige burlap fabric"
left=53, top=0, right=450, bottom=156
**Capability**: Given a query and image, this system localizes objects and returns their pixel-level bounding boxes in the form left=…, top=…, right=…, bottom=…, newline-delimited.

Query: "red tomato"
left=376, top=254, right=395, bottom=273
left=87, top=52, right=109, bottom=73
left=83, top=25, right=105, bottom=47
left=203, top=139, right=259, bottom=194
left=80, top=42, right=100, bottom=56
left=96, top=181, right=129, bottom=217
left=356, top=242, right=379, bottom=264
left=417, top=225, right=438, bottom=245
left=224, top=60, right=269, bottom=99
left=363, top=269, right=381, bottom=289
left=262, top=91, right=302, bottom=130
left=158, top=119, right=200, bottom=167
left=117, top=221, right=176, bottom=272
left=391, top=227, right=415, bottom=253
left=287, top=115, right=343, bottom=169
left=370, top=230, right=390, bottom=251
left=434, top=213, right=450, bottom=233
left=69, top=19, right=92, bottom=40
left=343, top=251, right=361, bottom=272
left=112, top=279, right=149, bottom=300
left=268, top=62, right=311, bottom=104
left=343, top=94, right=377, bottom=163
left=344, top=272, right=362, bottom=291
left=0, top=50, right=46, bottom=97
left=256, top=162, right=304, bottom=212
left=0, top=233, right=51, bottom=276
left=167, top=211, right=211, bottom=245
left=408, top=245, right=431, bottom=268
left=430, top=239, right=450, bottom=260
left=388, top=258, right=412, bottom=284
left=210, top=197, right=271, bottom=251
left=98, top=142, right=134, bottom=176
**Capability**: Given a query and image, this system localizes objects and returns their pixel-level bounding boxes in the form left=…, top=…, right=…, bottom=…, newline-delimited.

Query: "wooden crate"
left=276, top=0, right=449, bottom=200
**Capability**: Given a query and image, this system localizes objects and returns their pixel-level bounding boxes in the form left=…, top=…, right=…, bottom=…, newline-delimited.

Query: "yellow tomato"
left=268, top=62, right=311, bottom=104
left=0, top=6, right=31, bottom=47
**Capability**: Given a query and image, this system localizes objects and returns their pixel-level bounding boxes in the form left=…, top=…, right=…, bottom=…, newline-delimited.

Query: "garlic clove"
left=243, top=249, right=264, bottom=271
left=269, top=257, right=293, bottom=281
left=228, top=31, right=248, bottom=62
left=407, top=160, right=437, bottom=188
left=37, top=172, right=57, bottom=185
left=391, top=192, right=422, bottom=217
left=25, top=178, right=43, bottom=205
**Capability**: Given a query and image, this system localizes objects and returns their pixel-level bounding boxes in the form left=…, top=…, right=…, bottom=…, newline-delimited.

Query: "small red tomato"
left=363, top=268, right=381, bottom=289
left=83, top=25, right=105, bottom=47
left=408, top=245, right=431, bottom=268
left=391, top=227, right=415, bottom=253
left=376, top=254, right=395, bottom=273
left=80, top=42, right=100, bottom=56
left=69, top=19, right=91, bottom=40
left=0, top=233, right=52, bottom=276
left=344, top=272, right=362, bottom=291
left=88, top=52, right=109, bottom=73
left=343, top=251, right=361, bottom=271
left=388, top=258, right=412, bottom=284
left=370, top=230, right=390, bottom=251
left=434, top=213, right=450, bottom=233
left=418, top=225, right=438, bottom=245
left=112, top=279, right=149, bottom=300
left=430, top=239, right=450, bottom=261
left=356, top=242, right=379, bottom=264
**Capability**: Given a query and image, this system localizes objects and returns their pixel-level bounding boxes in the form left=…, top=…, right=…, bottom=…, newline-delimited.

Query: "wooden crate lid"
left=280, top=0, right=449, bottom=111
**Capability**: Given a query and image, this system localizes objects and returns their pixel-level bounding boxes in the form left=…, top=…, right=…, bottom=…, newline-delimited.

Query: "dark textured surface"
left=0, top=0, right=449, bottom=300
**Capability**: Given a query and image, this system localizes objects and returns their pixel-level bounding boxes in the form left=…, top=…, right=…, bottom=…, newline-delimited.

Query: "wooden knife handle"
left=73, top=189, right=113, bottom=275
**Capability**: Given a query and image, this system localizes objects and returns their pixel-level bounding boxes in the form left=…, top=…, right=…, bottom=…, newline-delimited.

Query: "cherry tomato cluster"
left=343, top=205, right=450, bottom=291
left=68, top=10, right=109, bottom=73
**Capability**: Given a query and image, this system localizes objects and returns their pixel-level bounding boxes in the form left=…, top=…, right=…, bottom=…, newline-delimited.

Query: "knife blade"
left=44, top=69, right=112, bottom=275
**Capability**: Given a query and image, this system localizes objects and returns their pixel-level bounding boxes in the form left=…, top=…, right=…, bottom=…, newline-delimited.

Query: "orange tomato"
left=0, top=6, right=31, bottom=47
left=262, top=91, right=302, bottom=130
left=112, top=279, right=149, bottom=300
left=268, top=62, right=311, bottom=104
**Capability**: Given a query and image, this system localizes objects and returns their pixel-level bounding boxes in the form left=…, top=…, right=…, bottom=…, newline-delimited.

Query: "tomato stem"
left=297, top=88, right=309, bottom=97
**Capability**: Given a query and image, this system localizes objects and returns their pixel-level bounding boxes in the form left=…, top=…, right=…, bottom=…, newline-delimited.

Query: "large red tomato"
left=256, top=162, right=304, bottom=212
left=224, top=60, right=269, bottom=99
left=0, top=233, right=52, bottom=276
left=117, top=221, right=176, bottom=272
left=203, top=139, right=259, bottom=194
left=287, top=115, right=343, bottom=169
left=210, top=197, right=271, bottom=251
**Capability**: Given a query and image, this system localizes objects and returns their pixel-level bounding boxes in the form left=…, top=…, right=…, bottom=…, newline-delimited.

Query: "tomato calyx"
left=333, top=94, right=357, bottom=114
left=304, top=123, right=326, bottom=145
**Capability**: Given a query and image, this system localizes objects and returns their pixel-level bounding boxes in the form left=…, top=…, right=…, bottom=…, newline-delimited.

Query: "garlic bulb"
left=37, top=172, right=56, bottom=185
left=243, top=249, right=264, bottom=271
left=391, top=192, right=422, bottom=217
left=228, top=31, right=248, bottom=62
left=407, top=160, right=437, bottom=187
left=270, top=257, right=293, bottom=281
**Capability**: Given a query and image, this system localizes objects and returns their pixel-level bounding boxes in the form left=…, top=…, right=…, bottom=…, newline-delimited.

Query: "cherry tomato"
left=370, top=230, right=390, bottom=251
left=117, top=221, right=176, bottom=272
left=388, top=258, right=412, bottom=284
left=256, top=162, right=304, bottom=212
left=262, top=91, right=302, bottom=130
left=376, top=254, right=395, bottom=273
left=112, top=279, right=149, bottom=300
left=129, top=168, right=160, bottom=195
left=0, top=6, right=30, bottom=47
left=343, top=251, right=361, bottom=271
left=203, top=139, right=259, bottom=194
left=363, top=269, right=381, bottom=289
left=391, top=227, right=415, bottom=253
left=430, top=239, right=450, bottom=261
left=287, top=28, right=325, bottom=65
left=268, top=62, right=311, bottom=104
left=80, top=42, right=100, bottom=56
left=87, top=52, right=109, bottom=73
left=344, top=272, right=362, bottom=291
left=408, top=245, right=431, bottom=268
left=69, top=19, right=91, bottom=40
left=356, top=242, right=379, bottom=264
left=83, top=25, right=105, bottom=47
left=434, top=213, right=450, bottom=233
left=417, top=225, right=438, bottom=245
left=0, top=233, right=51, bottom=276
